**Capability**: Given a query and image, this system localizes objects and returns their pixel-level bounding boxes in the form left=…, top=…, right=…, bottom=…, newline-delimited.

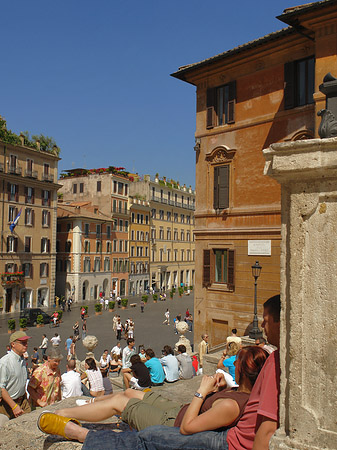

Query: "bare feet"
left=64, top=421, right=89, bottom=443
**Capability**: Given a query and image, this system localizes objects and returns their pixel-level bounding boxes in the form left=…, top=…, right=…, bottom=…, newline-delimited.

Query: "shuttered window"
left=214, top=165, right=229, bottom=210
left=203, top=248, right=235, bottom=290
left=284, top=56, right=314, bottom=110
left=206, top=81, right=236, bottom=129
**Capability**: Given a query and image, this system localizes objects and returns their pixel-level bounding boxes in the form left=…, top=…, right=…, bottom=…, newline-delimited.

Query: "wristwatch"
left=194, top=392, right=204, bottom=399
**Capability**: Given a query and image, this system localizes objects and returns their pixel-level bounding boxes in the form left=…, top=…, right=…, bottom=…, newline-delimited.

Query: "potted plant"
left=83, top=305, right=89, bottom=317
left=169, top=290, right=174, bottom=299
left=189, top=285, right=193, bottom=291
left=153, top=293, right=158, bottom=303
left=19, top=318, right=28, bottom=330
left=8, top=319, right=16, bottom=334
left=142, top=295, right=148, bottom=303
left=178, top=287, right=184, bottom=297
left=36, top=315, right=44, bottom=327
left=121, top=298, right=128, bottom=309
left=108, top=301, right=115, bottom=311
left=57, top=310, right=63, bottom=322
left=95, top=303, right=103, bottom=315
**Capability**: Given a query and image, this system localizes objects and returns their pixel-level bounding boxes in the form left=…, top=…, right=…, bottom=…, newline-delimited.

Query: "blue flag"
left=10, top=208, right=22, bottom=233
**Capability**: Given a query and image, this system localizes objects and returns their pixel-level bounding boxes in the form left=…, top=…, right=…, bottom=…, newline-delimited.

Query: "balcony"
left=25, top=169, right=38, bottom=179
left=9, top=166, right=22, bottom=176
left=152, top=196, right=195, bottom=211
left=42, top=173, right=54, bottom=182
left=1, top=272, right=24, bottom=286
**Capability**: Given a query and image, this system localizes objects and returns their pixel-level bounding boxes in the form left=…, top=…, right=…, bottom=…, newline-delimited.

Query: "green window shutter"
left=284, top=62, right=295, bottom=110
left=203, top=249, right=211, bottom=287
left=206, top=88, right=216, bottom=129
left=214, top=166, right=219, bottom=209
left=227, top=249, right=235, bottom=291
left=218, top=165, right=229, bottom=209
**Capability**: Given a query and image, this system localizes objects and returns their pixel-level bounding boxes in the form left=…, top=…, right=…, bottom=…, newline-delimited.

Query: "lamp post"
left=249, top=261, right=263, bottom=340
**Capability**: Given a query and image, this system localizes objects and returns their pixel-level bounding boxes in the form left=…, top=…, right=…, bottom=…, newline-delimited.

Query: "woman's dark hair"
left=85, top=357, right=98, bottom=371
left=130, top=354, right=141, bottom=365
left=145, top=348, right=155, bottom=358
left=162, top=345, right=174, bottom=356
left=236, top=346, right=269, bottom=387
left=177, top=344, right=186, bottom=353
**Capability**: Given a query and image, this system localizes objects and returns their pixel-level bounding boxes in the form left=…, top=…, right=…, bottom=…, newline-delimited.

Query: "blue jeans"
left=82, top=426, right=228, bottom=450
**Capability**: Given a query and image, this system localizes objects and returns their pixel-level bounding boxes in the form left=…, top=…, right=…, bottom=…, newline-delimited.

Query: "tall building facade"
left=171, top=1, right=337, bottom=346
left=59, top=168, right=130, bottom=296
left=0, top=129, right=60, bottom=312
left=56, top=203, right=114, bottom=302
left=130, top=175, right=195, bottom=292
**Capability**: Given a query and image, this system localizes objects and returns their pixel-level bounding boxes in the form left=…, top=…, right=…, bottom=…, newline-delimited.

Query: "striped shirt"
left=0, top=351, right=27, bottom=399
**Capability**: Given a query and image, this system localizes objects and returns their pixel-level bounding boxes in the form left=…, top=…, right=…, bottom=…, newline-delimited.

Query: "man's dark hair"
left=130, top=354, right=141, bottom=365
left=177, top=344, right=186, bottom=353
left=232, top=328, right=237, bottom=334
left=127, top=338, right=135, bottom=346
left=162, top=345, right=174, bottom=356
left=145, top=348, right=155, bottom=358
left=263, top=294, right=281, bottom=323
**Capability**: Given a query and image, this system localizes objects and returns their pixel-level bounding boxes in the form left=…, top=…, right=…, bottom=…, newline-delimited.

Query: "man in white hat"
left=0, top=331, right=32, bottom=419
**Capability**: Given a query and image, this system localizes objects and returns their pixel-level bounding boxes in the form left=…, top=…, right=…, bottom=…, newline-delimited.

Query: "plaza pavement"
left=0, top=292, right=195, bottom=373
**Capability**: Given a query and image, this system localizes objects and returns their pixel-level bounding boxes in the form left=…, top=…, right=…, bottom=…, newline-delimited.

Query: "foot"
left=76, top=398, right=94, bottom=406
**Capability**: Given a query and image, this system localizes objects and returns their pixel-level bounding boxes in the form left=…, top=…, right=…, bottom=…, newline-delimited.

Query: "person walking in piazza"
left=116, top=319, right=122, bottom=341
left=0, top=331, right=32, bottom=423
left=112, top=314, right=118, bottom=334
left=104, top=298, right=109, bottom=311
left=140, top=300, right=145, bottom=313
left=39, top=334, right=48, bottom=357
left=67, top=297, right=72, bottom=311
left=82, top=319, right=87, bottom=339
left=163, top=309, right=170, bottom=325
left=28, top=347, right=62, bottom=407
left=80, top=306, right=86, bottom=321
left=51, top=333, right=61, bottom=347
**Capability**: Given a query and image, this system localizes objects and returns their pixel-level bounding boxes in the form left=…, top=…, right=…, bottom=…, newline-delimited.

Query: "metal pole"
left=249, top=274, right=262, bottom=340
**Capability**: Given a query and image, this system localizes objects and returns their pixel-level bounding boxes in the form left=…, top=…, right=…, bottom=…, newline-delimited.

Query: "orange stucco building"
left=172, top=1, right=337, bottom=347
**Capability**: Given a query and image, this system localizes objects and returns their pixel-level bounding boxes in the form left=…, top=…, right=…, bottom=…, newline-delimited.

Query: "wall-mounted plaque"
left=248, top=240, right=271, bottom=256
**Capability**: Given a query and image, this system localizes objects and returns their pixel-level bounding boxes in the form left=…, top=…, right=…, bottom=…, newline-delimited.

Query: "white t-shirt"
left=61, top=370, right=82, bottom=399
left=111, top=345, right=122, bottom=356
left=51, top=336, right=61, bottom=346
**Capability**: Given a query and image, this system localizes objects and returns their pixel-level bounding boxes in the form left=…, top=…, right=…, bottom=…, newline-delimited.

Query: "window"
left=113, top=181, right=117, bottom=193
left=186, top=215, right=190, bottom=224
left=145, top=246, right=149, bottom=257
left=125, top=221, right=129, bottom=232
left=131, top=212, right=135, bottom=223
left=284, top=56, right=315, bottom=109
left=203, top=249, right=235, bottom=290
left=25, top=187, right=34, bottom=204
left=96, top=224, right=101, bottom=238
left=26, top=158, right=33, bottom=175
left=23, top=263, right=33, bottom=278
left=206, top=81, right=236, bottom=128
left=145, top=215, right=149, bottom=224
left=7, top=236, right=17, bottom=253
left=181, top=230, right=185, bottom=241
left=25, top=236, right=31, bottom=253
left=84, top=240, right=90, bottom=253
left=160, top=249, right=163, bottom=262
left=73, top=184, right=77, bottom=194
left=94, top=258, right=101, bottom=272
left=8, top=206, right=17, bottom=223
left=25, top=208, right=34, bottom=226
left=43, top=163, right=49, bottom=175
left=214, top=165, right=229, bottom=210
left=40, top=263, right=49, bottom=277
left=145, top=232, right=149, bottom=241
left=187, top=250, right=190, bottom=261
left=167, top=211, right=171, bottom=221
left=167, top=229, right=171, bottom=240
left=187, top=231, right=190, bottom=241
left=42, top=210, right=50, bottom=227
left=104, top=258, right=110, bottom=271
left=84, top=223, right=90, bottom=237
left=167, top=249, right=170, bottom=261
left=65, top=260, right=71, bottom=273
left=80, top=183, right=84, bottom=193
left=151, top=209, right=156, bottom=218
left=106, top=225, right=111, bottom=238
left=131, top=246, right=135, bottom=257
left=125, top=240, right=128, bottom=252
left=96, top=241, right=101, bottom=253
left=174, top=250, right=178, bottom=262
left=174, top=229, right=178, bottom=241
left=8, top=184, right=18, bottom=202
left=181, top=250, right=184, bottom=261
left=65, top=240, right=71, bottom=252
left=113, top=240, right=117, bottom=252
left=159, top=210, right=164, bottom=220
left=119, top=240, right=123, bottom=252
left=107, top=241, right=111, bottom=253
left=125, top=184, right=128, bottom=196
left=56, top=240, right=60, bottom=252
left=113, top=200, right=117, bottom=213
left=41, top=238, right=50, bottom=253
left=97, top=181, right=101, bottom=192
left=84, top=258, right=91, bottom=272
left=42, top=190, right=50, bottom=206
left=181, top=214, right=185, bottom=223
left=174, top=213, right=178, bottom=223
left=159, top=228, right=164, bottom=240
left=119, top=220, right=123, bottom=231
left=118, top=182, right=123, bottom=195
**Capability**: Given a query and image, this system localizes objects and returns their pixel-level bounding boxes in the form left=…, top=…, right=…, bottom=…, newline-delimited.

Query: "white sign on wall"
left=248, top=240, right=271, bottom=256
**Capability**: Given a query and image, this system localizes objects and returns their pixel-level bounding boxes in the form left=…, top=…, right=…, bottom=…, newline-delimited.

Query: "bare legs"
left=123, top=372, right=132, bottom=389
left=57, top=389, right=145, bottom=422
left=64, top=421, right=89, bottom=443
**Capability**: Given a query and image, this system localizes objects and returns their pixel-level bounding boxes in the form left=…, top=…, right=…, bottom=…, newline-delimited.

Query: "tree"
left=32, top=133, right=60, bottom=155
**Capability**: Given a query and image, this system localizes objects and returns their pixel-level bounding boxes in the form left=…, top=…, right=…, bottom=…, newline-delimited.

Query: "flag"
left=10, top=208, right=22, bottom=233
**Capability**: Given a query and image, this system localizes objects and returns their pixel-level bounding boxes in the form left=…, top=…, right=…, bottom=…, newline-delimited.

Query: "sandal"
left=38, top=411, right=81, bottom=439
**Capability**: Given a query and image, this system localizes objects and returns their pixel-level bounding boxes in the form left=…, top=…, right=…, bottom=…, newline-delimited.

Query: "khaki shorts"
left=0, top=396, right=31, bottom=419
left=121, top=391, right=184, bottom=431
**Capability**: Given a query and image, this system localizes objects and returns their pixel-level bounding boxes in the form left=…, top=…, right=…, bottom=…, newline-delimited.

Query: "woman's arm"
left=217, top=351, right=227, bottom=369
left=180, top=376, right=239, bottom=435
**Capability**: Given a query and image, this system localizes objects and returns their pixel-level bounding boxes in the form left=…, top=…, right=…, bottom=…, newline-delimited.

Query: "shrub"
left=153, top=294, right=158, bottom=301
left=169, top=290, right=174, bottom=299
left=57, top=310, right=63, bottom=321
left=108, top=301, right=115, bottom=310
left=19, top=318, right=28, bottom=329
left=83, top=305, right=89, bottom=314
left=178, top=287, right=184, bottom=296
left=8, top=319, right=16, bottom=330
left=121, top=298, right=128, bottom=308
left=142, top=295, right=148, bottom=303
left=37, top=314, right=44, bottom=325
left=189, top=286, right=193, bottom=290
left=95, top=303, right=102, bottom=312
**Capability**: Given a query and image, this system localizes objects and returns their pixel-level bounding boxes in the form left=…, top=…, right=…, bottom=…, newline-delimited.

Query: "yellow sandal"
left=38, top=411, right=82, bottom=440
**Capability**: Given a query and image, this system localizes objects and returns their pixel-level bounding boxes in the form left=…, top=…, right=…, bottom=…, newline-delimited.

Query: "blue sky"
left=1, top=0, right=297, bottom=188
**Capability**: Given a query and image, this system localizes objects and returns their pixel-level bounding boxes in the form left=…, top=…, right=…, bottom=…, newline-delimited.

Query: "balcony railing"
left=42, top=173, right=54, bottom=182
left=9, top=166, right=22, bottom=176
left=1, top=272, right=24, bottom=286
left=25, top=169, right=38, bottom=179
left=151, top=196, right=195, bottom=210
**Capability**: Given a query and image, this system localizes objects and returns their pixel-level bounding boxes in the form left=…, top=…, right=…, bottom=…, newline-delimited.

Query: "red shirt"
left=227, top=350, right=280, bottom=450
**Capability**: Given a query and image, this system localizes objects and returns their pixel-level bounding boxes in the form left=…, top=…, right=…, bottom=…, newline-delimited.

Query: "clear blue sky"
left=1, top=0, right=298, bottom=188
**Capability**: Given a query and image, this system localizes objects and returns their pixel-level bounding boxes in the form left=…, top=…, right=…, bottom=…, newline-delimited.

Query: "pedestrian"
left=82, top=320, right=87, bottom=339
left=0, top=331, right=32, bottom=420
left=39, top=334, right=48, bottom=357
left=65, top=335, right=73, bottom=360
left=28, top=347, right=62, bottom=407
left=117, top=296, right=121, bottom=308
left=73, top=321, right=80, bottom=339
left=51, top=333, right=61, bottom=347
left=80, top=307, right=86, bottom=321
left=163, top=309, right=170, bottom=325
left=116, top=319, right=122, bottom=341
left=140, top=300, right=145, bottom=313
left=67, top=297, right=72, bottom=311
left=104, top=298, right=109, bottom=311
left=198, top=333, right=209, bottom=373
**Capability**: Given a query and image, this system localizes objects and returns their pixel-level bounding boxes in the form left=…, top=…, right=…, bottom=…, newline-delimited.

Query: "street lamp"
left=249, top=261, right=263, bottom=340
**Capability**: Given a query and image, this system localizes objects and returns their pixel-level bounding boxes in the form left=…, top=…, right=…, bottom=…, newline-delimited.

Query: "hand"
left=214, top=372, right=227, bottom=391
left=12, top=404, right=24, bottom=417
left=198, top=375, right=217, bottom=396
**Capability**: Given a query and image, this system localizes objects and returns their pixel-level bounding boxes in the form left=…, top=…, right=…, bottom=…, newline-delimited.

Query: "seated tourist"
left=37, top=294, right=281, bottom=450
left=144, top=348, right=165, bottom=386
left=109, top=354, right=122, bottom=376
left=217, top=341, right=240, bottom=387
left=81, top=358, right=104, bottom=398
left=175, top=344, right=193, bottom=379
left=61, top=359, right=82, bottom=399
left=160, top=345, right=179, bottom=382
left=123, top=354, right=151, bottom=390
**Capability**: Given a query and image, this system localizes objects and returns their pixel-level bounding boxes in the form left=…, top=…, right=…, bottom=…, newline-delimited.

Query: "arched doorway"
left=20, top=289, right=33, bottom=309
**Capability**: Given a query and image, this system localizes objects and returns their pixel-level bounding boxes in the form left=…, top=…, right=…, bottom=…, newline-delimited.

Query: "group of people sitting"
left=37, top=294, right=281, bottom=450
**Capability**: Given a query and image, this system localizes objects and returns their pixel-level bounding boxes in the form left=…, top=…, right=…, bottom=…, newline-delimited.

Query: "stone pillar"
left=263, top=138, right=337, bottom=450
